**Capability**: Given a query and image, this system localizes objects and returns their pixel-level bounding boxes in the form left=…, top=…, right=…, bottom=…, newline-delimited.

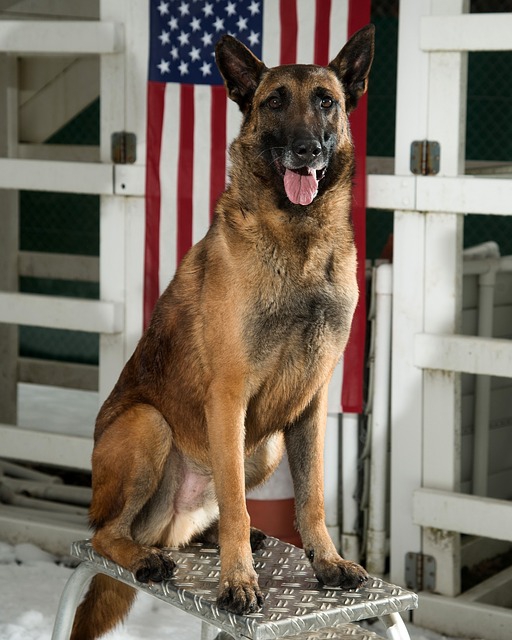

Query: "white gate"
left=367, top=1, right=512, bottom=638
left=0, top=1, right=148, bottom=547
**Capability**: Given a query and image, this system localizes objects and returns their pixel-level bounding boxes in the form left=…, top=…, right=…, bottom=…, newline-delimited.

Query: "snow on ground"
left=0, top=539, right=468, bottom=640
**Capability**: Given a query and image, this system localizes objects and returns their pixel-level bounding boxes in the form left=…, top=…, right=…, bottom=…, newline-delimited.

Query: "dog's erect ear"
left=329, top=24, right=375, bottom=114
left=215, top=35, right=266, bottom=113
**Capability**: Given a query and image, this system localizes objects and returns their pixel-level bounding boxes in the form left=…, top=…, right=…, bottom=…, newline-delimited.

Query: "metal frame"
left=52, top=538, right=417, bottom=640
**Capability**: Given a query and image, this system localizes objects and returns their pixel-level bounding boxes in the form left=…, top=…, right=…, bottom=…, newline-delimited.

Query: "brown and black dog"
left=71, top=25, right=375, bottom=639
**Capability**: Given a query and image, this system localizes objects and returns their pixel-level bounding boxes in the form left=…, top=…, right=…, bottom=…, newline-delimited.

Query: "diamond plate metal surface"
left=71, top=537, right=417, bottom=640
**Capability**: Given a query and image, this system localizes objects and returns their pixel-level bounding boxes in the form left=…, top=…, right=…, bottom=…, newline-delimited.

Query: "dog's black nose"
left=292, top=138, right=322, bottom=162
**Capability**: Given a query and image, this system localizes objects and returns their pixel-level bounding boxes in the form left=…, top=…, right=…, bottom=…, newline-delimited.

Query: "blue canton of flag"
left=149, top=0, right=264, bottom=85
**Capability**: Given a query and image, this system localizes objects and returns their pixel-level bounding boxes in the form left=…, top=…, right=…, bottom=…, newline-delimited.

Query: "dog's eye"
left=320, top=97, right=333, bottom=109
left=267, top=96, right=282, bottom=109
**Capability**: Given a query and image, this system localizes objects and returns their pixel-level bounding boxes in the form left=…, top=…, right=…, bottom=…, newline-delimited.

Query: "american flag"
left=144, top=0, right=369, bottom=413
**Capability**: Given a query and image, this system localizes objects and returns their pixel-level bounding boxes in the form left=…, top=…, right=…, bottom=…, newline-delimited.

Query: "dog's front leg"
left=205, top=384, right=263, bottom=614
left=285, top=384, right=368, bottom=590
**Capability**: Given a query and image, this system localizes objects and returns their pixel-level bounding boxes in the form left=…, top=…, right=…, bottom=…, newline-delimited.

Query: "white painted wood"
left=18, top=252, right=99, bottom=282
left=415, top=592, right=512, bottom=640
left=389, top=212, right=425, bottom=586
left=0, top=1, right=99, bottom=20
left=421, top=14, right=512, bottom=52
left=0, top=292, right=123, bottom=333
left=0, top=425, right=93, bottom=470
left=114, top=164, right=145, bottom=197
left=413, top=488, right=512, bottom=543
left=367, top=175, right=512, bottom=215
left=460, top=565, right=512, bottom=607
left=388, top=0, right=432, bottom=588
left=366, top=174, right=415, bottom=211
left=417, top=176, right=512, bottom=216
left=0, top=20, right=124, bottom=54
left=420, top=0, right=468, bottom=598
left=415, top=333, right=512, bottom=378
left=0, top=158, right=113, bottom=194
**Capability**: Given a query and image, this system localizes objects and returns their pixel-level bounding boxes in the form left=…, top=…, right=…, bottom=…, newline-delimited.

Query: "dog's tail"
left=70, top=573, right=137, bottom=640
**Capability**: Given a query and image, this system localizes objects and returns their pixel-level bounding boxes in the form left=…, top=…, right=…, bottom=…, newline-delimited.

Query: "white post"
left=421, top=0, right=468, bottom=597
left=389, top=0, right=431, bottom=586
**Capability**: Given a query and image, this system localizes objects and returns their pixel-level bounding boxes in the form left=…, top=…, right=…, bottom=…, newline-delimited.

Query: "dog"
left=71, top=24, right=375, bottom=639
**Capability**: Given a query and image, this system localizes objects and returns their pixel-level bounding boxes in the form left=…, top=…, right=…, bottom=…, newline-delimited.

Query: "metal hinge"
left=111, top=131, right=137, bottom=164
left=410, top=140, right=440, bottom=176
left=405, top=552, right=436, bottom=591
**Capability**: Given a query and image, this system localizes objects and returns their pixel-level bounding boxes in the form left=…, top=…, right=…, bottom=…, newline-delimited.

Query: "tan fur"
left=71, top=25, right=374, bottom=639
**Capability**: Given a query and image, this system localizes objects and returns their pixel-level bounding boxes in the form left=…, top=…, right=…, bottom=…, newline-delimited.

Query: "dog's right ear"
left=215, top=36, right=266, bottom=113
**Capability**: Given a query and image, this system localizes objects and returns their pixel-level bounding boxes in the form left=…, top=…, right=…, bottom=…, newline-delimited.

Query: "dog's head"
left=215, top=26, right=375, bottom=208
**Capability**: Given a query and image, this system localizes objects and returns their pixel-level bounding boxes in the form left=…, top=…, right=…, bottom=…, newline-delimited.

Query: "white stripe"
left=159, top=83, right=180, bottom=294
left=330, top=0, right=349, bottom=60
left=262, top=0, right=280, bottom=67
left=192, top=85, right=212, bottom=245
left=296, top=0, right=315, bottom=64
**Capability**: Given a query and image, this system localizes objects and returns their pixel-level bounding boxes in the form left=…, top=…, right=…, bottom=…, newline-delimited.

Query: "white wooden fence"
left=367, top=2, right=512, bottom=638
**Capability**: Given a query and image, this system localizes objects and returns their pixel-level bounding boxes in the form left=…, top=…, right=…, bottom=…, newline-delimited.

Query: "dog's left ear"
left=329, top=24, right=375, bottom=114
left=215, top=35, right=267, bottom=113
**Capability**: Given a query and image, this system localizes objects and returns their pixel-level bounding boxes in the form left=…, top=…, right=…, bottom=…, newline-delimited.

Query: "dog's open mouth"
left=274, top=159, right=327, bottom=206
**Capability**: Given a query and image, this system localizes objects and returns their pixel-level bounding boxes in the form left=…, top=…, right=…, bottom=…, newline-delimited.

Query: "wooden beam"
left=0, top=292, right=123, bottom=334
left=413, top=488, right=512, bottom=542
left=18, top=251, right=99, bottom=282
left=415, top=333, right=512, bottom=378
left=421, top=14, right=512, bottom=52
left=0, top=20, right=123, bottom=54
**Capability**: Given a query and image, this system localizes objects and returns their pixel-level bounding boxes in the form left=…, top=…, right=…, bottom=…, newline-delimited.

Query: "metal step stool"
left=52, top=537, right=417, bottom=640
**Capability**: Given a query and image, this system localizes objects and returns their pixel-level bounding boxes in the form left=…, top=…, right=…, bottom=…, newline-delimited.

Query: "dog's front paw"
left=134, top=549, right=176, bottom=583
left=217, top=576, right=264, bottom=615
left=313, top=556, right=368, bottom=590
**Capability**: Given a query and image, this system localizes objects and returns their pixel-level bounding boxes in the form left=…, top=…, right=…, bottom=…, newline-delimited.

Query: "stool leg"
left=380, top=612, right=412, bottom=640
left=51, top=563, right=96, bottom=640
left=200, top=622, right=234, bottom=640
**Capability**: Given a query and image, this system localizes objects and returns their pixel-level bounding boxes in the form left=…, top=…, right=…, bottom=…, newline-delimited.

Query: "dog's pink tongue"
left=284, top=168, right=318, bottom=206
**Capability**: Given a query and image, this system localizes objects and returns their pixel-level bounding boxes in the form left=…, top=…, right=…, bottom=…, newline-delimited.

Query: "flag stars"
left=158, top=30, right=171, bottom=45
left=178, top=2, right=190, bottom=17
left=157, top=58, right=170, bottom=74
left=200, top=61, right=212, bottom=77
left=157, top=1, right=169, bottom=16
left=248, top=30, right=260, bottom=47
left=189, top=46, right=201, bottom=61
left=168, top=16, right=178, bottom=30
left=248, top=1, right=260, bottom=16
left=213, top=16, right=224, bottom=32
left=170, top=46, right=179, bottom=59
left=201, top=31, right=213, bottom=47
left=202, top=2, right=214, bottom=17
left=225, top=1, right=237, bottom=17
left=190, top=16, right=201, bottom=31
left=237, top=16, right=248, bottom=32
left=178, top=30, right=190, bottom=46
left=178, top=60, right=189, bottom=75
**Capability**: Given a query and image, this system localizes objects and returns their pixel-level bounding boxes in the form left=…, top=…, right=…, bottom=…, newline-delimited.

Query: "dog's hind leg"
left=71, top=404, right=175, bottom=640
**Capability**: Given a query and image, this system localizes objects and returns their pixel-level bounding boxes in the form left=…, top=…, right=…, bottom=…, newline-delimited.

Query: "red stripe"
left=177, top=84, right=195, bottom=265
left=279, top=0, right=298, bottom=64
left=342, top=0, right=372, bottom=413
left=209, top=86, right=227, bottom=221
left=314, top=0, right=332, bottom=66
left=143, top=81, right=166, bottom=330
